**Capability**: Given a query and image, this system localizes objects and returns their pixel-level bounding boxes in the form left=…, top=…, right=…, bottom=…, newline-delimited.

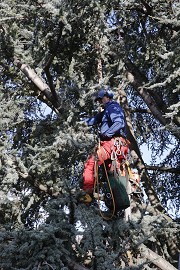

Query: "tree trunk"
left=118, top=85, right=166, bottom=213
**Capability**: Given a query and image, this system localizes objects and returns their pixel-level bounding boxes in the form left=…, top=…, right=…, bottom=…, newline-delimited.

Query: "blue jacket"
left=86, top=100, right=126, bottom=139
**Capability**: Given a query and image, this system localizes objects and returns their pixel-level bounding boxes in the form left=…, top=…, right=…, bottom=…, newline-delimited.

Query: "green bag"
left=104, top=174, right=130, bottom=211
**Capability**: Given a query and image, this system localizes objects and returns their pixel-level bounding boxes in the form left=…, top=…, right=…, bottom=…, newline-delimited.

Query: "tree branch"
left=43, top=22, right=64, bottom=101
left=60, top=248, right=89, bottom=270
left=64, top=257, right=89, bottom=270
left=139, top=0, right=153, bottom=14
left=126, top=59, right=180, bottom=140
left=145, top=165, right=180, bottom=174
left=0, top=16, right=24, bottom=22
left=140, top=243, right=178, bottom=270
left=149, top=15, right=180, bottom=31
left=14, top=59, right=62, bottom=114
left=130, top=107, right=152, bottom=114
left=126, top=63, right=168, bottom=126
left=145, top=68, right=180, bottom=91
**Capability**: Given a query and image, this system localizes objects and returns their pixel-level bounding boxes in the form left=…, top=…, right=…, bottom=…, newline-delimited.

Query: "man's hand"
left=98, top=105, right=104, bottom=112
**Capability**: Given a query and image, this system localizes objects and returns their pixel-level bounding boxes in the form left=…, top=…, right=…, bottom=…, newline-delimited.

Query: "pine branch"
left=18, top=171, right=60, bottom=197
left=0, top=16, right=24, bottom=22
left=145, top=68, right=180, bottom=91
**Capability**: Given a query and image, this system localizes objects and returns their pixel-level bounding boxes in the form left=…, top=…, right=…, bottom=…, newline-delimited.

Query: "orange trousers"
left=82, top=137, right=130, bottom=192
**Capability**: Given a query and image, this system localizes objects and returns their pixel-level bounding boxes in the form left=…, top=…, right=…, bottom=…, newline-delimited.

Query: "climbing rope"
left=93, top=141, right=117, bottom=220
left=94, top=159, right=116, bottom=220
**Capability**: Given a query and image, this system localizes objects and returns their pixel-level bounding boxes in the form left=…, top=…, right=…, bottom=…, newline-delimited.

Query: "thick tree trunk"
left=118, top=86, right=166, bottom=213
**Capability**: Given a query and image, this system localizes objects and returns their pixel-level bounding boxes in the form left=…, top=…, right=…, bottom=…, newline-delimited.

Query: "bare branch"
left=149, top=15, right=180, bottom=31
left=14, top=59, right=62, bottom=114
left=43, top=22, right=64, bottom=100
left=146, top=165, right=180, bottom=174
left=140, top=243, right=178, bottom=270
left=130, top=107, right=152, bottom=114
left=140, top=0, right=153, bottom=14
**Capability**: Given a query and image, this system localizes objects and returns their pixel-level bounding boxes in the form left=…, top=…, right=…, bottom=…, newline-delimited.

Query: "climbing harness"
left=93, top=137, right=133, bottom=220
left=91, top=136, right=142, bottom=220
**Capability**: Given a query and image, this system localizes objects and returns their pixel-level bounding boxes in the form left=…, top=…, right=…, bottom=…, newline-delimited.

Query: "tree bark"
left=140, top=243, right=178, bottom=270
left=125, top=59, right=180, bottom=140
left=43, top=21, right=64, bottom=101
left=14, top=59, right=62, bottom=114
left=64, top=256, right=89, bottom=270
left=118, top=85, right=166, bottom=213
left=145, top=165, right=180, bottom=174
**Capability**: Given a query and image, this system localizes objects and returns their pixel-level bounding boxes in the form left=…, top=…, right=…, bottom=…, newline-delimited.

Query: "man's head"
left=95, top=89, right=114, bottom=104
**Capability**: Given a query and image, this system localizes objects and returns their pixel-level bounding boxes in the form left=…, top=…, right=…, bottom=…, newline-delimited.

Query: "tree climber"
left=80, top=88, right=130, bottom=203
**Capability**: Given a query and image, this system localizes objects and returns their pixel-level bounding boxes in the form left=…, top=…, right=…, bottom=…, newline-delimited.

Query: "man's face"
left=100, top=96, right=109, bottom=105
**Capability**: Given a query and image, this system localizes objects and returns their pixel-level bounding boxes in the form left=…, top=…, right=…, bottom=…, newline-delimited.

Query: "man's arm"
left=102, top=103, right=125, bottom=138
left=86, top=111, right=103, bottom=126
left=103, top=120, right=125, bottom=138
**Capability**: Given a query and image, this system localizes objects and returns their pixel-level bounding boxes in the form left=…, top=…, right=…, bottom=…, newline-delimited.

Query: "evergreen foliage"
left=0, top=0, right=179, bottom=269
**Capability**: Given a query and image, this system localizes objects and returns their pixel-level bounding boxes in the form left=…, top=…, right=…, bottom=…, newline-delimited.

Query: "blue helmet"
left=95, top=88, right=114, bottom=101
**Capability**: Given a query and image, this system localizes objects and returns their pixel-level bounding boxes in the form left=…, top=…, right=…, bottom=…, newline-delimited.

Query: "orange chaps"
left=82, top=137, right=130, bottom=192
